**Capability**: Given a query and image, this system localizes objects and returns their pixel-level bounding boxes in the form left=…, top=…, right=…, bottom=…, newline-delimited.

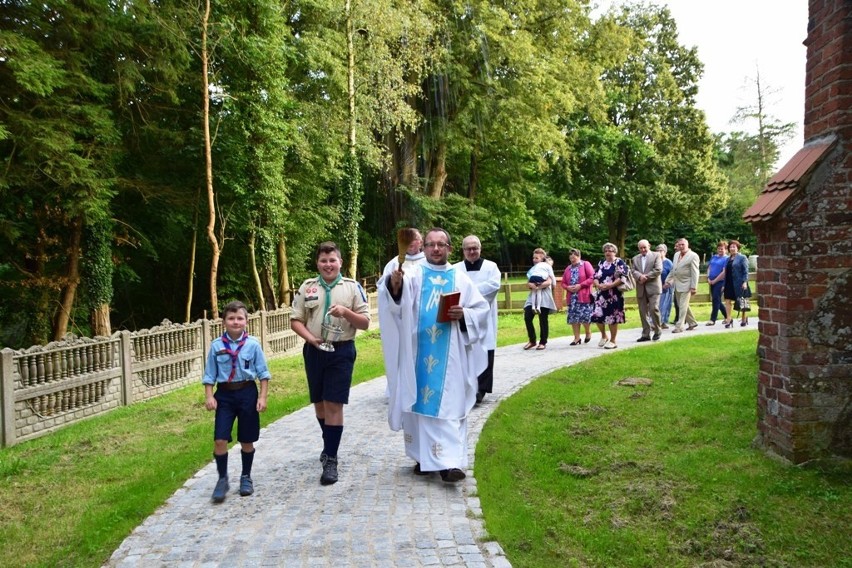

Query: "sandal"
left=523, top=342, right=536, bottom=350
left=536, top=344, right=546, bottom=350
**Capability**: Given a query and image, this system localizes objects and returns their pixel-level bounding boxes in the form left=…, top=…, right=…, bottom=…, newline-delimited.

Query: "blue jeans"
left=659, top=288, right=674, bottom=324
left=710, top=281, right=728, bottom=322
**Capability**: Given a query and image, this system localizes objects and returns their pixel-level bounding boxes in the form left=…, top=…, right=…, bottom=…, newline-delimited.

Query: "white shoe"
left=604, top=341, right=618, bottom=349
left=598, top=337, right=608, bottom=347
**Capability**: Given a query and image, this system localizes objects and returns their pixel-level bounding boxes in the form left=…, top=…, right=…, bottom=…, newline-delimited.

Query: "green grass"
left=2, top=314, right=848, bottom=567
left=476, top=332, right=852, bottom=568
left=0, top=329, right=385, bottom=568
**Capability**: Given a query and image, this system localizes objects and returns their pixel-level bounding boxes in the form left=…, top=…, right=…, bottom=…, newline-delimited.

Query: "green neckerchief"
left=317, top=273, right=343, bottom=316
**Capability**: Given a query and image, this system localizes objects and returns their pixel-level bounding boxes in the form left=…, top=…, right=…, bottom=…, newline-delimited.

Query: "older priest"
left=378, top=228, right=489, bottom=482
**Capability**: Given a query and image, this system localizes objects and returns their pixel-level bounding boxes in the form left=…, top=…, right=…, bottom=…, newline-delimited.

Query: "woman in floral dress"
left=591, top=242, right=629, bottom=349
left=561, top=248, right=595, bottom=345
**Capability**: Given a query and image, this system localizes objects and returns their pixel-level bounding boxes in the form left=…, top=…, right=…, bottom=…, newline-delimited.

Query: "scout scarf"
left=221, top=331, right=248, bottom=382
left=317, top=273, right=343, bottom=315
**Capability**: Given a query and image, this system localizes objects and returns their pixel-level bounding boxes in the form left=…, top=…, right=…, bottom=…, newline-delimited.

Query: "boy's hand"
left=256, top=396, right=267, bottom=412
left=205, top=395, right=217, bottom=411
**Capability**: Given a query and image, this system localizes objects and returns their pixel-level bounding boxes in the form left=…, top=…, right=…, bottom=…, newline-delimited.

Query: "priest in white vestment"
left=453, top=235, right=501, bottom=404
left=378, top=228, right=489, bottom=482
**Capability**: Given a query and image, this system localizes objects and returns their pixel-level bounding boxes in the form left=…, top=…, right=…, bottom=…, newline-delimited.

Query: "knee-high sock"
left=323, top=425, right=343, bottom=458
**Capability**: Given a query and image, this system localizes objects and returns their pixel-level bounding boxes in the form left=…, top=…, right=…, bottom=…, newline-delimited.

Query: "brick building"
left=743, top=0, right=851, bottom=463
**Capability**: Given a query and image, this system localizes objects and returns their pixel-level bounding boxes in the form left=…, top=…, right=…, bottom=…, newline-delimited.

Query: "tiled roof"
left=743, top=136, right=837, bottom=223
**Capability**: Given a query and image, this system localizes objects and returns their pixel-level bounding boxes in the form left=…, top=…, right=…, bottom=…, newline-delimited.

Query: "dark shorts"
left=213, top=382, right=260, bottom=443
left=303, top=341, right=356, bottom=404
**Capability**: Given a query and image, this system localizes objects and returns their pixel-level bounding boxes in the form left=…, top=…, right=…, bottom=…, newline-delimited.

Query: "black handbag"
left=737, top=296, right=751, bottom=312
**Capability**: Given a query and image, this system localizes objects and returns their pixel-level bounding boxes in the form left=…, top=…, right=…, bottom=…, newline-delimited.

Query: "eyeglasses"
left=424, top=242, right=450, bottom=249
left=463, top=246, right=480, bottom=252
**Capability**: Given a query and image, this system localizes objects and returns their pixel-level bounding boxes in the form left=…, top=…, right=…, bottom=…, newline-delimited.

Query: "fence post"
left=120, top=331, right=133, bottom=406
left=502, top=280, right=512, bottom=311
left=1, top=348, right=15, bottom=448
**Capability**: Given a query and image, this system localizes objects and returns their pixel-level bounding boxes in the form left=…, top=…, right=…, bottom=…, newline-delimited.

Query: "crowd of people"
left=200, top=229, right=752, bottom=500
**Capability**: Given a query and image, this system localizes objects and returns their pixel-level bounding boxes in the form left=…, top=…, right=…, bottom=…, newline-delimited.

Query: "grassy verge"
left=475, top=332, right=852, bottom=567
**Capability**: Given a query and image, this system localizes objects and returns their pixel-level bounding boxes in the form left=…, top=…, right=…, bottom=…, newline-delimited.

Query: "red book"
left=436, top=291, right=461, bottom=323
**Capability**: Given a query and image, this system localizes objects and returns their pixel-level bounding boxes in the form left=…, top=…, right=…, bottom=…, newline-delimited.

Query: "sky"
left=594, top=1, right=808, bottom=167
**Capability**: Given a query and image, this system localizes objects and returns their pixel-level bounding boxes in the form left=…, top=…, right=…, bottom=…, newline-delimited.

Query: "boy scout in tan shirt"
left=290, top=241, right=371, bottom=485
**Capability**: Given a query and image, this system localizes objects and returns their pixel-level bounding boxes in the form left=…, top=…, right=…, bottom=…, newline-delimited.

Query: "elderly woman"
left=561, top=248, right=595, bottom=345
left=591, top=242, right=629, bottom=349
left=723, top=239, right=751, bottom=327
left=523, top=248, right=556, bottom=350
left=656, top=244, right=674, bottom=328
left=706, top=240, right=729, bottom=325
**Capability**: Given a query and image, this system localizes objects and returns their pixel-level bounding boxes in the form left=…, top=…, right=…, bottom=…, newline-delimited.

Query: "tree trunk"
left=248, top=229, right=265, bottom=309
left=91, top=304, right=111, bottom=336
left=53, top=218, right=83, bottom=341
left=607, top=206, right=629, bottom=256
left=184, top=203, right=198, bottom=322
left=343, top=0, right=360, bottom=278
left=428, top=141, right=447, bottom=199
left=401, top=128, right=418, bottom=188
left=277, top=236, right=291, bottom=306
left=260, top=266, right=277, bottom=310
left=201, top=0, right=221, bottom=319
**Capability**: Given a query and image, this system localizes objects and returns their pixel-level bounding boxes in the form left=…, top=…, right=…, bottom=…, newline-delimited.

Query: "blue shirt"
left=661, top=258, right=673, bottom=283
left=202, top=335, right=271, bottom=385
left=708, top=254, right=728, bottom=280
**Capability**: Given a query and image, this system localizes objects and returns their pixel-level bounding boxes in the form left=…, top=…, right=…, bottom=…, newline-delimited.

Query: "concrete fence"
left=1, top=295, right=379, bottom=448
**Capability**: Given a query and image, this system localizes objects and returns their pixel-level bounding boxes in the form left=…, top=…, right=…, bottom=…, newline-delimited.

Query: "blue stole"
left=412, top=266, right=456, bottom=417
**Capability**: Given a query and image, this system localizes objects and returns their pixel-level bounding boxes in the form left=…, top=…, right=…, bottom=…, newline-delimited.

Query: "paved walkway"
left=107, top=321, right=756, bottom=567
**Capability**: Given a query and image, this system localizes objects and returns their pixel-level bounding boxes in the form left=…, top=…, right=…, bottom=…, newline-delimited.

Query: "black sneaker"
left=211, top=477, right=229, bottom=503
left=320, top=456, right=338, bottom=485
left=440, top=468, right=466, bottom=482
left=239, top=475, right=253, bottom=496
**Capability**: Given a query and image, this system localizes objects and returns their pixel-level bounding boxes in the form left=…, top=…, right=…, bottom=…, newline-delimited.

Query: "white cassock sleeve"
left=377, top=266, right=420, bottom=431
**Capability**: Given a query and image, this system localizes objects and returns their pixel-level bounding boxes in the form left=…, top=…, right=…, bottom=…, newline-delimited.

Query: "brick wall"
left=751, top=0, right=852, bottom=463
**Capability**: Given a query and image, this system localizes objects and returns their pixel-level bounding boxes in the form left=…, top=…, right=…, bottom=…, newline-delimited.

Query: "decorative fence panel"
left=3, top=336, right=124, bottom=446
left=2, top=300, right=381, bottom=447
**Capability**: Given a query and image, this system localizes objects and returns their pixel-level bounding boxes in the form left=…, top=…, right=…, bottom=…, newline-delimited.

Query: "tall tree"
left=563, top=3, right=726, bottom=254
left=731, top=67, right=797, bottom=187
left=1, top=1, right=121, bottom=343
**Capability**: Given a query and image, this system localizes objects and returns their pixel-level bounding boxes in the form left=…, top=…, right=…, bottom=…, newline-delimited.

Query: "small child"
left=202, top=300, right=271, bottom=503
left=527, top=252, right=550, bottom=313
left=290, top=241, right=371, bottom=486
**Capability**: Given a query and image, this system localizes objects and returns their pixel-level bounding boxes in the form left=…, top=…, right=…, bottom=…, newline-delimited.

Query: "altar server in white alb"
left=382, top=227, right=425, bottom=276
left=379, top=227, right=425, bottom=399
left=453, top=235, right=501, bottom=404
left=378, top=228, right=489, bottom=482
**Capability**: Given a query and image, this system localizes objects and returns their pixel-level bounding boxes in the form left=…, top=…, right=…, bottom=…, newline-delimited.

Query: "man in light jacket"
left=664, top=237, right=700, bottom=333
